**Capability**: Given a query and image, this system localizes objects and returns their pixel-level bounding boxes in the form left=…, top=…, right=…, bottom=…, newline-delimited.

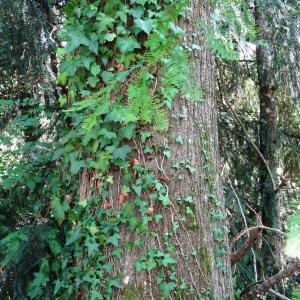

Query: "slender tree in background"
left=255, top=0, right=280, bottom=269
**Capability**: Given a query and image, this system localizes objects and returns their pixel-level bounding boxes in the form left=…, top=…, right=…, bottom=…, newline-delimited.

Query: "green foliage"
left=285, top=186, right=300, bottom=259
left=206, top=0, right=257, bottom=61
left=292, top=284, right=300, bottom=300
left=15, top=0, right=198, bottom=299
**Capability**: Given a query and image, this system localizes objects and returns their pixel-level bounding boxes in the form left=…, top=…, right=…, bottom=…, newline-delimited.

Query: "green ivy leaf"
left=88, top=225, right=100, bottom=236
left=107, top=277, right=121, bottom=288
left=131, top=0, right=147, bottom=4
left=185, top=207, right=193, bottom=215
left=113, top=145, right=132, bottom=160
left=101, top=71, right=113, bottom=83
left=133, top=184, right=142, bottom=197
left=51, top=197, right=69, bottom=224
left=134, top=261, right=146, bottom=272
left=163, top=148, right=171, bottom=159
left=159, top=194, right=170, bottom=207
left=186, top=165, right=196, bottom=174
left=129, top=7, right=144, bottom=18
left=162, top=254, right=177, bottom=267
left=106, top=233, right=120, bottom=247
left=146, top=257, right=157, bottom=271
left=141, top=131, right=152, bottom=142
left=91, top=64, right=101, bottom=76
left=112, top=248, right=122, bottom=259
left=65, top=223, right=81, bottom=246
left=135, top=19, right=154, bottom=35
left=70, top=159, right=85, bottom=174
left=64, top=29, right=90, bottom=53
left=118, top=123, right=135, bottom=140
left=85, top=237, right=99, bottom=256
left=60, top=60, right=77, bottom=76
left=87, top=76, right=99, bottom=87
left=116, top=37, right=141, bottom=53
left=175, top=135, right=184, bottom=144
left=184, top=196, right=193, bottom=203
left=160, top=281, right=176, bottom=298
left=99, top=128, right=117, bottom=139
left=103, top=32, right=116, bottom=42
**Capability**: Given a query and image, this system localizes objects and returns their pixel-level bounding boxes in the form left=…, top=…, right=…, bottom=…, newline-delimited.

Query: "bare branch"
left=230, top=227, right=262, bottom=265
left=268, top=288, right=291, bottom=300
left=231, top=226, right=285, bottom=249
left=240, top=260, right=300, bottom=300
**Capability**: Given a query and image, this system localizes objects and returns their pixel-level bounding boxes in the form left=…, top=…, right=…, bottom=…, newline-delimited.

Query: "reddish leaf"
left=158, top=175, right=170, bottom=185
left=130, top=158, right=140, bottom=166
left=116, top=63, right=125, bottom=71
left=96, top=179, right=102, bottom=189
left=118, top=192, right=129, bottom=204
left=148, top=206, right=154, bottom=214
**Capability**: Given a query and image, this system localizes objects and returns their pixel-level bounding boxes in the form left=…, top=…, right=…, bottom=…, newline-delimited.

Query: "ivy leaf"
left=154, top=214, right=163, bottom=223
left=96, top=13, right=115, bottom=33
left=133, top=184, right=142, bottom=197
left=160, top=281, right=176, bottom=298
left=91, top=64, right=101, bottom=76
left=51, top=197, right=69, bottom=224
left=129, top=7, right=144, bottom=18
left=88, top=225, right=99, bottom=236
left=175, top=135, right=184, bottom=144
left=103, top=32, right=116, bottom=42
left=87, top=76, right=99, bottom=87
left=106, top=233, right=120, bottom=247
left=184, top=196, right=193, bottom=203
left=186, top=165, right=196, bottom=174
left=60, top=60, right=77, bottom=76
left=134, top=261, right=146, bottom=272
left=162, top=254, right=177, bottom=267
left=85, top=237, right=99, bottom=256
left=169, top=22, right=185, bottom=35
left=88, top=40, right=98, bottom=54
left=99, top=128, right=117, bottom=139
left=116, top=37, right=141, bottom=53
left=159, top=194, right=170, bottom=207
left=146, top=257, right=157, bottom=271
left=52, top=148, right=65, bottom=161
left=65, top=223, right=81, bottom=246
left=107, top=278, right=121, bottom=288
left=54, top=279, right=64, bottom=295
left=113, top=145, right=132, bottom=160
left=163, top=148, right=171, bottom=159
left=186, top=206, right=193, bottom=215
left=118, top=123, right=135, bottom=140
left=70, top=159, right=85, bottom=174
left=101, top=71, right=113, bottom=83
left=64, top=29, right=90, bottom=53
left=112, top=248, right=122, bottom=259
left=135, top=19, right=154, bottom=35
left=131, top=0, right=147, bottom=4
left=141, top=131, right=152, bottom=142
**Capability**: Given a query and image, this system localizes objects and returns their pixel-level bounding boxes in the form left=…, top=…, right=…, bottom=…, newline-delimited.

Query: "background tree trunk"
left=255, top=0, right=281, bottom=273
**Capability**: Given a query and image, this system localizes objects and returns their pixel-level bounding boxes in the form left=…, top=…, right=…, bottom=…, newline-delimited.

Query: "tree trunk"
left=255, top=0, right=280, bottom=271
left=78, top=1, right=233, bottom=299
